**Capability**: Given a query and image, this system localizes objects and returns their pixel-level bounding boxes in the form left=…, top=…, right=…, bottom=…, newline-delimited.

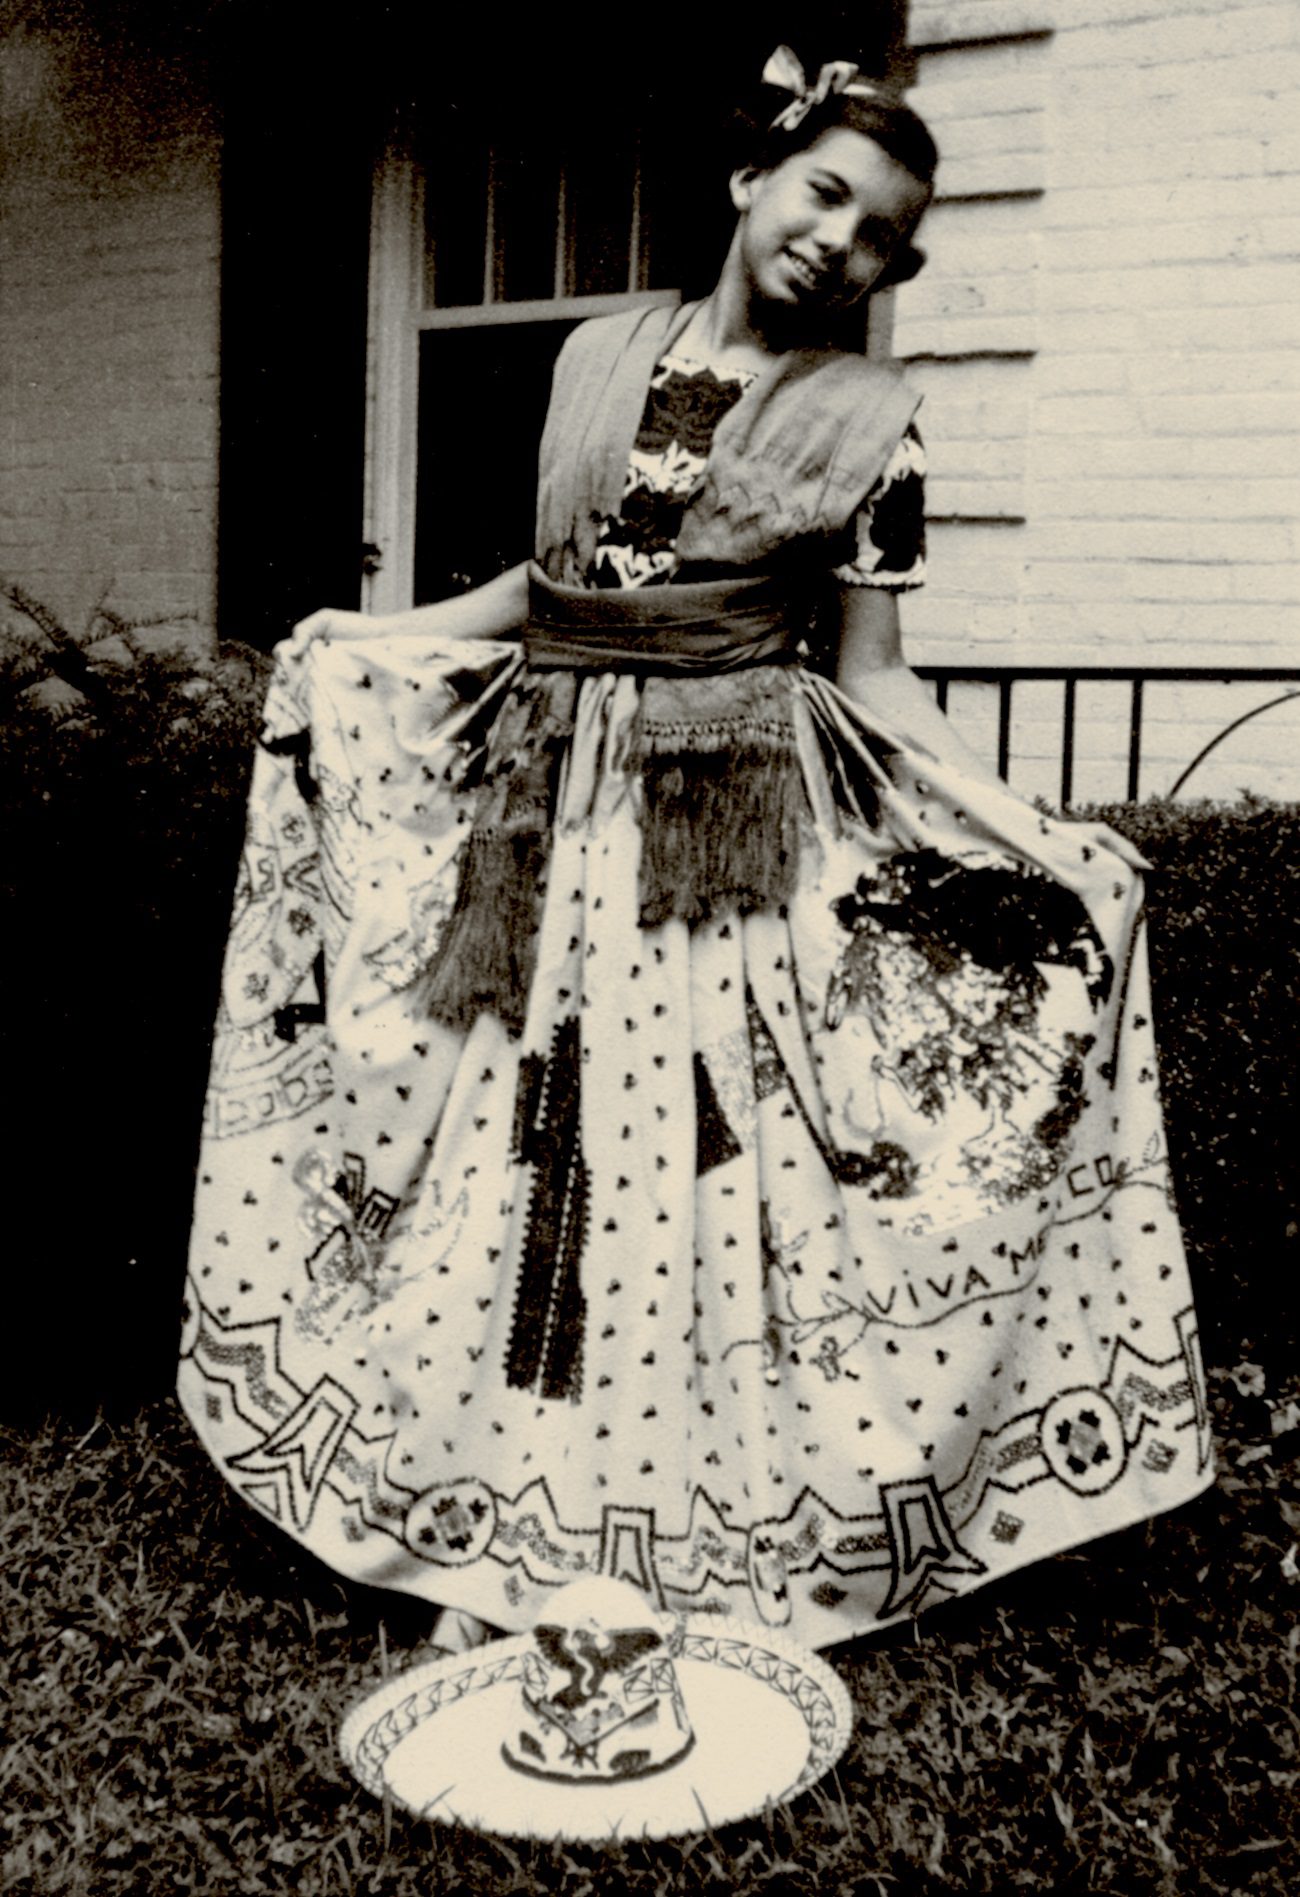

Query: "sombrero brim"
left=339, top=1616, right=854, bottom=1842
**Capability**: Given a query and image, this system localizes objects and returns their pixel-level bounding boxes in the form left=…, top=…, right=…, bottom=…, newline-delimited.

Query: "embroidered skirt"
left=179, top=614, right=1213, bottom=1648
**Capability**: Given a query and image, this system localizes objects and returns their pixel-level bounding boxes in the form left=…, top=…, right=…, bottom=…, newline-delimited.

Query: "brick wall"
left=895, top=0, right=1300, bottom=801
left=0, top=22, right=220, bottom=650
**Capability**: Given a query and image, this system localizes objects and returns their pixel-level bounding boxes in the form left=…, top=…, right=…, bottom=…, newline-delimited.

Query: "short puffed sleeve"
left=833, top=424, right=927, bottom=590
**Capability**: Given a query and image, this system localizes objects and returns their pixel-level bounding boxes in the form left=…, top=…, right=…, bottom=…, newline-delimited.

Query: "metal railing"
left=915, top=665, right=1300, bottom=805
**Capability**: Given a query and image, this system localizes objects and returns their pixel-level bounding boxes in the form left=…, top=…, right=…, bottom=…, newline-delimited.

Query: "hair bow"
left=762, top=44, right=883, bottom=135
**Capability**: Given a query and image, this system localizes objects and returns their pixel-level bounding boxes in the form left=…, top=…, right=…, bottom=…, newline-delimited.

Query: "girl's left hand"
left=1067, top=816, right=1152, bottom=872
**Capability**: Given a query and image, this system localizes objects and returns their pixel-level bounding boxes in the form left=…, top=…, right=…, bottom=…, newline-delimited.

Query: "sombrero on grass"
left=339, top=1577, right=853, bottom=1842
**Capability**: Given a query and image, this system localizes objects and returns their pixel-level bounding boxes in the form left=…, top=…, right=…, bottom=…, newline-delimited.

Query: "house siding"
left=897, top=0, right=1300, bottom=800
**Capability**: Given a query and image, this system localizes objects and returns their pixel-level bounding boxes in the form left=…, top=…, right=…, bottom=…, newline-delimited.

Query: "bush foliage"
left=0, top=584, right=271, bottom=1419
left=1, top=585, right=1295, bottom=1417
left=1083, top=797, right=1299, bottom=1374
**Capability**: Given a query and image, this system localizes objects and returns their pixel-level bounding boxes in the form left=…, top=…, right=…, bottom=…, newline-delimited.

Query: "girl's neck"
left=688, top=268, right=770, bottom=370
left=685, top=247, right=840, bottom=373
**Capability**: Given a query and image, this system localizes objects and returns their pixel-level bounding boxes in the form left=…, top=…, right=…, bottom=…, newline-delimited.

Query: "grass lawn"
left=3, top=1365, right=1297, bottom=1897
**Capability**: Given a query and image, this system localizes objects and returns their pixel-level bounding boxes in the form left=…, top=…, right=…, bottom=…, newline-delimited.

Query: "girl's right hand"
left=290, top=565, right=531, bottom=650
left=290, top=607, right=377, bottom=646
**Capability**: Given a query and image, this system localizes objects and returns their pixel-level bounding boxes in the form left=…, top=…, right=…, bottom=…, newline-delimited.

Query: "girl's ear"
left=729, top=166, right=762, bottom=213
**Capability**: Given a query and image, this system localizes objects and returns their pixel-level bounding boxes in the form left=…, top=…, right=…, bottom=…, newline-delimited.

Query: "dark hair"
left=732, top=86, right=939, bottom=287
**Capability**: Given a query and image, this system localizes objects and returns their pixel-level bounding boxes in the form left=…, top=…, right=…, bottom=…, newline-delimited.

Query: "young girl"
left=181, top=50, right=1213, bottom=1654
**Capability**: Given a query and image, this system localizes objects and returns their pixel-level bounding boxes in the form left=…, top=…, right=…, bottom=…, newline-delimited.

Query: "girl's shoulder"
left=782, top=345, right=915, bottom=404
left=554, top=304, right=680, bottom=379
left=746, top=349, right=922, bottom=470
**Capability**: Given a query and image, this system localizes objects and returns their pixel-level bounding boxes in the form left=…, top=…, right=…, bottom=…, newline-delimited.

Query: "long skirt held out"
left=180, top=622, right=1213, bottom=1649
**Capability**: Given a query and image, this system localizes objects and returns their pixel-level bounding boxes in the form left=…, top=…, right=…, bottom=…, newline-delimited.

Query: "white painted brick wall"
left=0, top=28, right=220, bottom=651
left=899, top=0, right=1300, bottom=802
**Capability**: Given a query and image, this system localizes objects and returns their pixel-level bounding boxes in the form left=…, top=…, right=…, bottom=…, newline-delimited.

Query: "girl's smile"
left=731, top=126, right=930, bottom=318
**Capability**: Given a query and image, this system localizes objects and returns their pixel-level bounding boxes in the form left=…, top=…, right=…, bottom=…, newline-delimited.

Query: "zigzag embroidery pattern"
left=190, top=1297, right=1206, bottom=1620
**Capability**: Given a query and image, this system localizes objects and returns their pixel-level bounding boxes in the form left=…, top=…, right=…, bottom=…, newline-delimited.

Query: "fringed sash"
left=417, top=573, right=815, bottom=1037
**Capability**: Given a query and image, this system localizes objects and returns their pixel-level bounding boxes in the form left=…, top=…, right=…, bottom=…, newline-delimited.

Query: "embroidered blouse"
left=586, top=352, right=926, bottom=594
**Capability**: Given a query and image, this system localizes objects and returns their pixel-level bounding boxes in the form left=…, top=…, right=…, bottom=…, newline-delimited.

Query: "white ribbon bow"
left=762, top=43, right=883, bottom=135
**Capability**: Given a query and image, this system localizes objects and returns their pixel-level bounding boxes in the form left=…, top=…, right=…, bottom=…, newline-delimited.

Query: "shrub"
left=0, top=582, right=270, bottom=1419
left=1082, top=797, right=1300, bottom=1374
left=0, top=584, right=1294, bottom=1417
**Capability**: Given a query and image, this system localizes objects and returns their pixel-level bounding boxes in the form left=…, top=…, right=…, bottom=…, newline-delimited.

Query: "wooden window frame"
left=362, top=143, right=681, bottom=613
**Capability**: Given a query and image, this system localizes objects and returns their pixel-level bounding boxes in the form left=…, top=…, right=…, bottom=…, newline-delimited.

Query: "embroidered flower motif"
left=1054, top=1407, right=1112, bottom=1476
left=588, top=355, right=751, bottom=591
left=637, top=365, right=750, bottom=459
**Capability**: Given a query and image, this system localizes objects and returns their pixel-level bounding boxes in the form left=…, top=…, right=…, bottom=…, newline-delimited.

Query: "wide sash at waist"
left=523, top=561, right=807, bottom=673
left=419, top=565, right=818, bottom=1033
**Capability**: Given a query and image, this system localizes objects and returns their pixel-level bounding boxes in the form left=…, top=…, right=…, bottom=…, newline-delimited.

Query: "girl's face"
left=730, top=127, right=929, bottom=317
